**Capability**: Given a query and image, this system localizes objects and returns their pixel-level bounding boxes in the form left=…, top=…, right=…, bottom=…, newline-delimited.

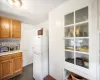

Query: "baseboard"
left=23, top=62, right=33, bottom=67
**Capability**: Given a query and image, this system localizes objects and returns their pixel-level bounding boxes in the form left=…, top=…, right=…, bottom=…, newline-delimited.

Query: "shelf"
left=65, top=24, right=74, bottom=27
left=65, top=37, right=74, bottom=39
left=65, top=50, right=89, bottom=55
left=65, top=37, right=89, bottom=39
left=65, top=61, right=75, bottom=66
left=64, top=69, right=89, bottom=80
left=75, top=20, right=88, bottom=26
left=65, top=49, right=74, bottom=53
left=64, top=69, right=90, bottom=80
left=75, top=51, right=89, bottom=55
left=64, top=61, right=89, bottom=72
left=75, top=37, right=89, bottom=39
left=65, top=20, right=88, bottom=27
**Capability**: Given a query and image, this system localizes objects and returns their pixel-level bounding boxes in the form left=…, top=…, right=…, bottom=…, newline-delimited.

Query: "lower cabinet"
left=0, top=52, right=22, bottom=80
left=13, top=57, right=22, bottom=74
left=0, top=59, right=13, bottom=79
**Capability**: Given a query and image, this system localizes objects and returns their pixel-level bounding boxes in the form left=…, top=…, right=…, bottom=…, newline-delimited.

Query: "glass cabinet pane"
left=65, top=39, right=74, bottom=51
left=65, top=12, right=74, bottom=26
left=75, top=7, right=88, bottom=23
left=76, top=53, right=89, bottom=68
left=65, top=26, right=74, bottom=37
left=75, top=23, right=88, bottom=37
left=64, top=6, right=89, bottom=69
left=75, top=39, right=89, bottom=52
left=65, top=51, right=74, bottom=64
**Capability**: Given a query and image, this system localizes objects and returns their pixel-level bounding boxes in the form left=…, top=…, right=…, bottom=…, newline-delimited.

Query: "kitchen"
left=0, top=16, right=49, bottom=80
left=0, top=0, right=100, bottom=80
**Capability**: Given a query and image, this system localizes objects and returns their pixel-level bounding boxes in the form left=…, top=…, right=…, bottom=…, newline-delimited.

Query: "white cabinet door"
left=33, top=53, right=42, bottom=80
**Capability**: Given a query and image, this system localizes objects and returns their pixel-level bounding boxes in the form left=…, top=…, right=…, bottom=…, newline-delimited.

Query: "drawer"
left=0, top=54, right=12, bottom=61
left=12, top=52, right=22, bottom=58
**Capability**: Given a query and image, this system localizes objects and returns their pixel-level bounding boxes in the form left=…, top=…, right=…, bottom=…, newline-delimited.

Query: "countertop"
left=0, top=50, right=22, bottom=56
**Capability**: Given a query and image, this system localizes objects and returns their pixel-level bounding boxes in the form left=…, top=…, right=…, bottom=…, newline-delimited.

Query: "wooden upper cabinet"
left=12, top=20, right=21, bottom=38
left=0, top=17, right=11, bottom=38
left=0, top=16, right=21, bottom=38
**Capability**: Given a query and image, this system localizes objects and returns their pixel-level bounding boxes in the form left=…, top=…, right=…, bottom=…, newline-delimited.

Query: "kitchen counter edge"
left=0, top=50, right=22, bottom=56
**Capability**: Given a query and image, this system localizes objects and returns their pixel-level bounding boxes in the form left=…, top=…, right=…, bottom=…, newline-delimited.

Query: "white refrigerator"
left=33, top=35, right=48, bottom=80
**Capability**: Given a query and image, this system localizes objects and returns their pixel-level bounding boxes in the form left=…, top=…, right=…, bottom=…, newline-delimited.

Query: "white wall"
left=20, top=21, right=48, bottom=67
left=20, top=23, right=37, bottom=67
left=97, top=0, right=100, bottom=80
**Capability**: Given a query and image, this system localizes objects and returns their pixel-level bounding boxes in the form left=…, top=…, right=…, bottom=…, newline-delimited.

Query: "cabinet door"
left=13, top=57, right=22, bottom=73
left=12, top=20, right=21, bottom=38
left=0, top=17, right=11, bottom=38
left=0, top=59, right=13, bottom=79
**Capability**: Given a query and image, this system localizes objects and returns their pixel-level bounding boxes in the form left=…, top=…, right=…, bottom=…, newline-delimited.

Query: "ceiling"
left=0, top=0, right=67, bottom=25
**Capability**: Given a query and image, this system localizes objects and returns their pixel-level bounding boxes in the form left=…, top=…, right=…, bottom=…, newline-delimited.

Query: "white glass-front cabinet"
left=49, top=0, right=98, bottom=79
left=64, top=7, right=91, bottom=79
left=63, top=0, right=99, bottom=78
left=65, top=7, right=89, bottom=67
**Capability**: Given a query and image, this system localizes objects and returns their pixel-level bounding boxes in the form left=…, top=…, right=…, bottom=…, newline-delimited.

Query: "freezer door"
left=33, top=36, right=42, bottom=53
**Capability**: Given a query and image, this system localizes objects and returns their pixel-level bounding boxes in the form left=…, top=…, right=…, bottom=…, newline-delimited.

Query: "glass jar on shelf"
left=75, top=39, right=88, bottom=52
left=65, top=39, right=74, bottom=51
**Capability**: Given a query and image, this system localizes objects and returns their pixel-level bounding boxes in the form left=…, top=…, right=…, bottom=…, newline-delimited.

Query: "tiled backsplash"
left=0, top=39, right=20, bottom=53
